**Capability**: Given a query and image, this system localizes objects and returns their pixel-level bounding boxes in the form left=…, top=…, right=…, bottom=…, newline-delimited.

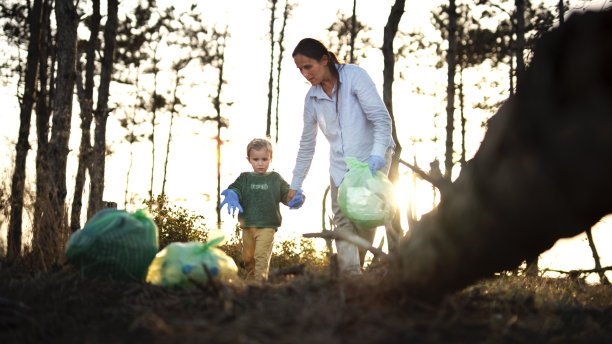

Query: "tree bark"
left=513, top=0, right=538, bottom=276
left=444, top=0, right=457, bottom=180
left=146, top=41, right=160, bottom=203
left=395, top=9, right=612, bottom=298
left=88, top=0, right=118, bottom=220
left=557, top=0, right=564, bottom=26
left=274, top=0, right=290, bottom=143
left=265, top=0, right=277, bottom=139
left=349, top=0, right=356, bottom=63
left=459, top=69, right=466, bottom=167
left=71, top=0, right=100, bottom=231
left=123, top=69, right=140, bottom=209
left=7, top=0, right=43, bottom=261
left=381, top=0, right=405, bottom=252
left=33, top=0, right=52, bottom=248
left=161, top=67, right=183, bottom=196
left=514, top=0, right=526, bottom=83
left=213, top=27, right=228, bottom=228
left=46, top=0, right=78, bottom=259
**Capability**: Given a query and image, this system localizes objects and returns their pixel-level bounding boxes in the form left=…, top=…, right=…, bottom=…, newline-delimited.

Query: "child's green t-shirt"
left=228, top=171, right=290, bottom=229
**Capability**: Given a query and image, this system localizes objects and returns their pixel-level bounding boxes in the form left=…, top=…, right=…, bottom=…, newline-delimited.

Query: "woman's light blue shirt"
left=290, top=64, right=395, bottom=189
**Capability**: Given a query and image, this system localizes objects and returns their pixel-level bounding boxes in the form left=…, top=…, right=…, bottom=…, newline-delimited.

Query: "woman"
left=287, top=38, right=395, bottom=274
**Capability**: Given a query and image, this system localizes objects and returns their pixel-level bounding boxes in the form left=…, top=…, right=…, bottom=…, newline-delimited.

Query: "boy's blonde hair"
left=246, top=138, right=273, bottom=159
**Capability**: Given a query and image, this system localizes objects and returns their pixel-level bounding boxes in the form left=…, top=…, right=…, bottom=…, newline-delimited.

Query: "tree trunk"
left=349, top=0, right=356, bottom=64
left=214, top=28, right=228, bottom=228
left=382, top=0, right=405, bottom=252
left=513, top=0, right=538, bottom=276
left=444, top=0, right=457, bottom=180
left=71, top=0, right=100, bottom=231
left=7, top=0, right=43, bottom=261
left=124, top=67, right=141, bottom=209
left=459, top=68, right=466, bottom=167
left=88, top=0, right=118, bottom=220
left=46, top=0, right=78, bottom=259
left=509, top=41, right=515, bottom=96
left=123, top=147, right=134, bottom=208
left=274, top=0, right=290, bottom=143
left=514, top=0, right=526, bottom=83
left=265, top=0, right=277, bottom=139
left=558, top=0, right=564, bottom=25
left=395, top=10, right=612, bottom=298
left=161, top=69, right=182, bottom=196
left=146, top=41, right=160, bottom=203
left=33, top=0, right=52, bottom=247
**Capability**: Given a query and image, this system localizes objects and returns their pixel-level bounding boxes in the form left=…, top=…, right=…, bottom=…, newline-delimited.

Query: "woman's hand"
left=287, top=189, right=305, bottom=209
left=368, top=155, right=386, bottom=176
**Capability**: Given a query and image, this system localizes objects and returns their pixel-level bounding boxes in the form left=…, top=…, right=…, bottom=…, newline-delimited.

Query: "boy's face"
left=247, top=148, right=271, bottom=175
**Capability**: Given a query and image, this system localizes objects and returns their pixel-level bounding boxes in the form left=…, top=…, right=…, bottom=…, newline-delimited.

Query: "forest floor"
left=1, top=260, right=610, bottom=344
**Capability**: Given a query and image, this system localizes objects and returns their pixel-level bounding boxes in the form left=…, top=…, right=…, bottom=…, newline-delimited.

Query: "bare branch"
left=399, top=159, right=451, bottom=194
left=303, top=231, right=388, bottom=259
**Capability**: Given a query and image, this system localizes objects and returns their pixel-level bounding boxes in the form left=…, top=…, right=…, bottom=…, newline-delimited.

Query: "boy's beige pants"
left=242, top=227, right=275, bottom=281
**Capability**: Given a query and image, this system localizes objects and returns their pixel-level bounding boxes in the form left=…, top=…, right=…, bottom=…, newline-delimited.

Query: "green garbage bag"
left=338, top=157, right=395, bottom=227
left=146, top=238, right=238, bottom=288
left=65, top=208, right=159, bottom=281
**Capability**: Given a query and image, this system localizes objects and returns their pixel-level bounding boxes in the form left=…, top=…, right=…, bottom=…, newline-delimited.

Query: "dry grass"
left=1, top=259, right=610, bottom=343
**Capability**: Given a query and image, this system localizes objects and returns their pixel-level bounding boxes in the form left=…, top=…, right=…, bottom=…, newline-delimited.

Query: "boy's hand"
left=219, top=189, right=244, bottom=216
left=368, top=155, right=386, bottom=176
left=288, top=189, right=305, bottom=209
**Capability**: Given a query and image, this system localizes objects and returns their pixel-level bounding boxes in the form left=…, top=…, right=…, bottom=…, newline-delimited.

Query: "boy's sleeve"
left=279, top=174, right=290, bottom=206
left=227, top=173, right=245, bottom=199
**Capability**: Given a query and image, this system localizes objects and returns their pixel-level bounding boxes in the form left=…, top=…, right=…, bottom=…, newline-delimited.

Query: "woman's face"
left=294, top=54, right=329, bottom=86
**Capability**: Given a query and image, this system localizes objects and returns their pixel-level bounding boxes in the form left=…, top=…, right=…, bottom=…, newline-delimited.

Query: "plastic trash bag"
left=65, top=208, right=159, bottom=281
left=146, top=238, right=238, bottom=288
left=338, top=157, right=395, bottom=227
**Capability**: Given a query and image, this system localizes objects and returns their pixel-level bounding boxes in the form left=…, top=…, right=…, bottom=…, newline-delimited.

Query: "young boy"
left=220, top=138, right=305, bottom=281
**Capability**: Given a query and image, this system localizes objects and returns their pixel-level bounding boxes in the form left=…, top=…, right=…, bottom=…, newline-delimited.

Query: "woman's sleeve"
left=290, top=97, right=318, bottom=190
left=353, top=67, right=393, bottom=157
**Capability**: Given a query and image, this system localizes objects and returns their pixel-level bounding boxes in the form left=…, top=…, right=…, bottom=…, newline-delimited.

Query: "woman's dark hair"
left=292, top=38, right=341, bottom=79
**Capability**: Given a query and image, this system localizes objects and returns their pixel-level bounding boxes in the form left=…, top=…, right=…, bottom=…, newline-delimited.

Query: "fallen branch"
left=202, top=264, right=220, bottom=295
left=303, top=231, right=388, bottom=259
left=545, top=266, right=612, bottom=276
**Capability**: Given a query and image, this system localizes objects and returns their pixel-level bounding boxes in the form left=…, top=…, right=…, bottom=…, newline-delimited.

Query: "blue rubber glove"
left=219, top=189, right=244, bottom=216
left=288, top=189, right=304, bottom=209
left=367, top=155, right=386, bottom=176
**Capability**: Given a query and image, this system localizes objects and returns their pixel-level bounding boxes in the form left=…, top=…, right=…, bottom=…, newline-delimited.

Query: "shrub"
left=270, top=237, right=327, bottom=271
left=144, top=195, right=209, bottom=249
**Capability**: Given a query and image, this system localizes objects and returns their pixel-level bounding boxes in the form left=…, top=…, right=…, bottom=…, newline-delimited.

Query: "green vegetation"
left=145, top=195, right=209, bottom=249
